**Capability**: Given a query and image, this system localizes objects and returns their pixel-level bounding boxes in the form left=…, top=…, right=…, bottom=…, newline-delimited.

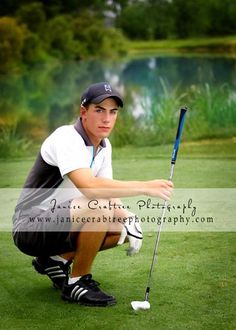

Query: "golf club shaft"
left=144, top=164, right=174, bottom=301
left=144, top=106, right=187, bottom=302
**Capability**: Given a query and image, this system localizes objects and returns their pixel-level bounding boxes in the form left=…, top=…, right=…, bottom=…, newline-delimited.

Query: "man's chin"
left=97, top=131, right=111, bottom=139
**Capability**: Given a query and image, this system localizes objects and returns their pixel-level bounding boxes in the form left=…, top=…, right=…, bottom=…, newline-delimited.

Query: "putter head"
left=131, top=300, right=150, bottom=311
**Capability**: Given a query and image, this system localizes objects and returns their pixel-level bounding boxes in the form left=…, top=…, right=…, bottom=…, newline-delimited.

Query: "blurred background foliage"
left=0, top=0, right=236, bottom=157
left=1, top=0, right=236, bottom=73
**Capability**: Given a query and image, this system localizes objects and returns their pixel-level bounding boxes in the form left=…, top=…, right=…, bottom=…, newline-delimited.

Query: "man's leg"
left=68, top=198, right=123, bottom=277
left=61, top=198, right=121, bottom=306
left=70, top=223, right=123, bottom=277
left=60, top=203, right=125, bottom=264
left=60, top=233, right=120, bottom=260
left=32, top=197, right=125, bottom=300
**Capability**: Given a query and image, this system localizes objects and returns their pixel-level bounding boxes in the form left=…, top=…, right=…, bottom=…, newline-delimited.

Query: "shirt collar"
left=74, top=118, right=106, bottom=148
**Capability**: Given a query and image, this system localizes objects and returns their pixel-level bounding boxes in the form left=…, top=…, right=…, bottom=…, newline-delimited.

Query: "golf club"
left=131, top=106, right=188, bottom=311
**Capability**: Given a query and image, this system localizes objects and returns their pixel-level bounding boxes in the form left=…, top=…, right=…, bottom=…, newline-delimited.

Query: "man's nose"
left=102, top=112, right=111, bottom=123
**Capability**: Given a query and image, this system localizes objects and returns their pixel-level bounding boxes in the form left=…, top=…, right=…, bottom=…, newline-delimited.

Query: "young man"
left=12, top=82, right=173, bottom=307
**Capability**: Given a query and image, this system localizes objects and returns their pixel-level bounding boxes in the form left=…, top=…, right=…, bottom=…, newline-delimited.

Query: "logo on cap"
left=81, top=98, right=86, bottom=106
left=104, top=84, right=112, bottom=93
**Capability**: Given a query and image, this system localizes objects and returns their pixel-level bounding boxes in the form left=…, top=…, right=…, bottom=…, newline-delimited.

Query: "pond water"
left=121, top=55, right=236, bottom=88
left=1, top=54, right=236, bottom=137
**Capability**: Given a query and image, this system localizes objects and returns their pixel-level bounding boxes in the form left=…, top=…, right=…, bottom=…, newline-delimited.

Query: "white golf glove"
left=117, top=213, right=143, bottom=256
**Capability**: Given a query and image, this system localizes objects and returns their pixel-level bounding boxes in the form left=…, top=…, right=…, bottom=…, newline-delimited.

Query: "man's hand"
left=145, top=179, right=174, bottom=200
left=117, top=213, right=143, bottom=256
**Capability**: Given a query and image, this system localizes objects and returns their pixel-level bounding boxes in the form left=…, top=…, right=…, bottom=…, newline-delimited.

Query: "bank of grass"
left=0, top=140, right=235, bottom=329
left=0, top=138, right=236, bottom=188
left=128, top=35, right=236, bottom=56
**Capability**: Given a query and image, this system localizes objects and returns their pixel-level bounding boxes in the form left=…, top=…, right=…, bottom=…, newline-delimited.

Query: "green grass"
left=113, top=138, right=236, bottom=188
left=1, top=232, right=235, bottom=330
left=128, top=35, right=236, bottom=57
left=0, top=139, right=235, bottom=329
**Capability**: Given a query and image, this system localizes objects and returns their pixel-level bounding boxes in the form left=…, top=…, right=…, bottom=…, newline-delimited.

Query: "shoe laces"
left=82, top=274, right=100, bottom=289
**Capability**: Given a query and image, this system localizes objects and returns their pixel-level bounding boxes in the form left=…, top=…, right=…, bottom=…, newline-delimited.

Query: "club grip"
left=171, top=106, right=187, bottom=164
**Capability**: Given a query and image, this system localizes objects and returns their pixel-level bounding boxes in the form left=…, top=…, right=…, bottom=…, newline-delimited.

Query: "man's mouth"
left=98, top=126, right=110, bottom=132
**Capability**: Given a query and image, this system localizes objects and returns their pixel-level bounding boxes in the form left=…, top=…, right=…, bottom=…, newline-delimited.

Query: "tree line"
left=117, top=0, right=236, bottom=39
left=0, top=0, right=236, bottom=73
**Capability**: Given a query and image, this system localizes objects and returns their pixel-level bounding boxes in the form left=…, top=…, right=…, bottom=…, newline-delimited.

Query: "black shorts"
left=12, top=200, right=76, bottom=257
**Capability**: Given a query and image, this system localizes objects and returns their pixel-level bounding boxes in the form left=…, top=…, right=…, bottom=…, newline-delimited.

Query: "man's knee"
left=70, top=198, right=114, bottom=231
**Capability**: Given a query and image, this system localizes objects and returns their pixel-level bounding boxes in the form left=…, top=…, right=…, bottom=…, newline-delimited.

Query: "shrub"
left=117, top=3, right=152, bottom=40
left=0, top=17, right=27, bottom=73
left=73, top=11, right=127, bottom=59
left=186, top=83, right=236, bottom=139
left=45, top=15, right=76, bottom=60
left=0, top=126, right=31, bottom=158
left=16, top=2, right=46, bottom=34
left=101, top=28, right=127, bottom=57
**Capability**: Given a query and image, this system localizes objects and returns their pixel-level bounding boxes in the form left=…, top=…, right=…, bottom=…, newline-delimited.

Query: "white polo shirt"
left=15, top=119, right=113, bottom=211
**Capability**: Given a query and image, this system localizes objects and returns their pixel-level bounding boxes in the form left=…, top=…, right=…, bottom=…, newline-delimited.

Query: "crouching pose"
left=12, top=82, right=173, bottom=307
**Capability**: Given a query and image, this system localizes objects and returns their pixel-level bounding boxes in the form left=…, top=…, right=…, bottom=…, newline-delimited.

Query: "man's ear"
left=80, top=105, right=87, bottom=118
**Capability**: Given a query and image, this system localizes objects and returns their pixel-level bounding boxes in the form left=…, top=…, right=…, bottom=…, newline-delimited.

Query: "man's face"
left=80, top=97, right=119, bottom=144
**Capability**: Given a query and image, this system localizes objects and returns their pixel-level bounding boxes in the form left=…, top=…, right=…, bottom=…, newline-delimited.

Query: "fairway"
left=0, top=140, right=235, bottom=329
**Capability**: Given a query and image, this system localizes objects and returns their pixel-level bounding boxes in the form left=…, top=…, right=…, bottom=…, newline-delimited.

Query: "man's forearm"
left=68, top=168, right=173, bottom=200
